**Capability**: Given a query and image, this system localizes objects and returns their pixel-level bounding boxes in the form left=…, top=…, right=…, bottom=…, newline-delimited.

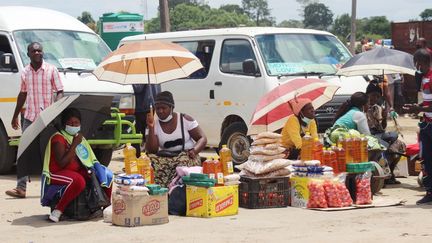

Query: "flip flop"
left=5, top=188, right=26, bottom=198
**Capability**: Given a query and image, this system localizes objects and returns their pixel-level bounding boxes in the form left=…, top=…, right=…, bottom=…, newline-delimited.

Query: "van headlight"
left=119, top=95, right=135, bottom=115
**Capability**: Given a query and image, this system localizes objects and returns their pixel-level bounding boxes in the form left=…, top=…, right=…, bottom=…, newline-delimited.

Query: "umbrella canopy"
left=248, top=78, right=340, bottom=135
left=17, top=94, right=113, bottom=177
left=336, top=47, right=415, bottom=76
left=93, top=40, right=204, bottom=85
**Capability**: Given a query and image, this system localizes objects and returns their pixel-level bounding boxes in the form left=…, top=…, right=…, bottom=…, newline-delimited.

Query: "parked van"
left=0, top=6, right=136, bottom=172
left=120, top=27, right=367, bottom=163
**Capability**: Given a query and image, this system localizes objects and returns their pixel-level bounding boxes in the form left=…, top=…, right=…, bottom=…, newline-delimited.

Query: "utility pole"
left=159, top=0, right=170, bottom=32
left=349, top=0, right=357, bottom=54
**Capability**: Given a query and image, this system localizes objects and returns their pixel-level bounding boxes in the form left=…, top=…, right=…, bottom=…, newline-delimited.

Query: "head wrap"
left=288, top=98, right=312, bottom=116
left=155, top=91, right=175, bottom=107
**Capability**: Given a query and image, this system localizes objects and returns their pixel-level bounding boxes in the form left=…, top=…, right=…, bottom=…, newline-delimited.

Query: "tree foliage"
left=361, top=16, right=390, bottom=38
left=220, top=4, right=245, bottom=15
left=303, top=3, right=333, bottom=30
left=278, top=19, right=304, bottom=28
left=242, top=0, right=274, bottom=26
left=420, top=8, right=432, bottom=21
left=332, top=13, right=351, bottom=40
left=77, top=11, right=97, bottom=32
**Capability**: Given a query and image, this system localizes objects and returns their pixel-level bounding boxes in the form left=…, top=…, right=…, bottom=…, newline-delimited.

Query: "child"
left=403, top=48, right=432, bottom=205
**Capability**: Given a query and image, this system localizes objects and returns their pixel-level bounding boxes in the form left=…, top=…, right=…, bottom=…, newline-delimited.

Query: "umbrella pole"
left=146, top=57, right=154, bottom=114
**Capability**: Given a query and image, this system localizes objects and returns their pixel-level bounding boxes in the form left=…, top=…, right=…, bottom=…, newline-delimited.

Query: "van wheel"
left=219, top=122, right=251, bottom=165
left=0, top=126, right=16, bottom=174
left=93, top=148, right=113, bottom=167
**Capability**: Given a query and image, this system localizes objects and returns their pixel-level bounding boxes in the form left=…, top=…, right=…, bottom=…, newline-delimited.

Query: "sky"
left=0, top=0, right=429, bottom=23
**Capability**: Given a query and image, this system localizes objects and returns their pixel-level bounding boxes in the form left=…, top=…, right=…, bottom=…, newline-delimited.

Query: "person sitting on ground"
left=145, top=91, right=207, bottom=188
left=366, top=82, right=405, bottom=184
left=42, top=108, right=112, bottom=222
left=334, top=92, right=370, bottom=135
left=281, top=98, right=318, bottom=160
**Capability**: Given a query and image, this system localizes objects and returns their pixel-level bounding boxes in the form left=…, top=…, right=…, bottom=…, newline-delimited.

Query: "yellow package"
left=186, top=185, right=238, bottom=217
left=290, top=176, right=311, bottom=208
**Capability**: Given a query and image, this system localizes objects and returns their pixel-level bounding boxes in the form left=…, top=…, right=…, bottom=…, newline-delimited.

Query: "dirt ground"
left=1, top=117, right=431, bottom=243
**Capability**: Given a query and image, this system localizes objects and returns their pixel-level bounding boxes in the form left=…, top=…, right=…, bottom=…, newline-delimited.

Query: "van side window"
left=220, top=39, right=257, bottom=75
left=0, top=34, right=15, bottom=72
left=175, top=40, right=215, bottom=79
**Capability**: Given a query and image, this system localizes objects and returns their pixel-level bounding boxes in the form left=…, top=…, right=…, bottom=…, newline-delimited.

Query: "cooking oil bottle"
left=352, top=136, right=362, bottom=163
left=123, top=143, right=137, bottom=174
left=313, top=138, right=323, bottom=162
left=341, top=135, right=353, bottom=163
left=219, top=145, right=234, bottom=175
left=335, top=144, right=346, bottom=173
left=328, top=148, right=338, bottom=173
left=360, top=135, right=369, bottom=162
left=137, top=152, right=154, bottom=184
left=300, top=132, right=313, bottom=161
left=202, top=157, right=215, bottom=180
left=213, top=157, right=224, bottom=186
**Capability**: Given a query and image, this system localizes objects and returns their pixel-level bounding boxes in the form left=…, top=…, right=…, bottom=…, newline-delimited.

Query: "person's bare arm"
left=53, top=134, right=82, bottom=168
left=145, top=112, right=159, bottom=154
left=11, top=92, right=27, bottom=130
left=184, top=114, right=207, bottom=159
left=55, top=90, right=64, bottom=101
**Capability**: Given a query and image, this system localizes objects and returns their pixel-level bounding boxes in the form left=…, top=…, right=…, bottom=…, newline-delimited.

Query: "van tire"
left=0, top=126, right=16, bottom=174
left=219, top=122, right=250, bottom=165
left=93, top=148, right=113, bottom=167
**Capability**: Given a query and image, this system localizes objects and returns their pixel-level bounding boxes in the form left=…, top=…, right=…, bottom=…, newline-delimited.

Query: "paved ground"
left=1, top=117, right=431, bottom=243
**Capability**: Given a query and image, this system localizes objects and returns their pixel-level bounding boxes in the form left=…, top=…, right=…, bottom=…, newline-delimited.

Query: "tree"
left=170, top=4, right=205, bottom=31
left=420, top=8, right=432, bottom=21
left=303, top=3, right=333, bottom=30
left=332, top=13, right=351, bottom=41
left=295, top=0, right=318, bottom=16
left=278, top=19, right=303, bottom=28
left=220, top=4, right=244, bottom=15
left=362, top=16, right=390, bottom=38
left=169, top=0, right=205, bottom=10
left=77, top=11, right=97, bottom=32
left=242, top=0, right=275, bottom=26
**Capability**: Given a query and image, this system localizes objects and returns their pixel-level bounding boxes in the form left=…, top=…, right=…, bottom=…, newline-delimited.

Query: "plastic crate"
left=239, top=176, right=290, bottom=209
left=346, top=162, right=375, bottom=173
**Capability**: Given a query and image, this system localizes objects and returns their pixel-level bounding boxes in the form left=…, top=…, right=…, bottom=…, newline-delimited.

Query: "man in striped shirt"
left=404, top=49, right=432, bottom=205
left=5, top=42, right=63, bottom=198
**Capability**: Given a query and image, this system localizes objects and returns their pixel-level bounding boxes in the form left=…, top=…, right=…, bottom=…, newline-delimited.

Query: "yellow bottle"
left=360, top=135, right=369, bottom=162
left=137, top=152, right=154, bottom=184
left=342, top=135, right=353, bottom=163
left=123, top=143, right=137, bottom=174
left=300, top=132, right=313, bottom=161
left=219, top=145, right=234, bottom=176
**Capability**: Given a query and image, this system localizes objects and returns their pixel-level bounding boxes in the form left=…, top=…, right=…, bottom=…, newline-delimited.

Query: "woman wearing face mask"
left=281, top=98, right=318, bottom=160
left=333, top=92, right=371, bottom=135
left=145, top=91, right=207, bottom=187
left=42, top=108, right=113, bottom=222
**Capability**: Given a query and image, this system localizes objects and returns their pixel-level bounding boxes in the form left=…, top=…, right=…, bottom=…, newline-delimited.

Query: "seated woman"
left=281, top=98, right=318, bottom=159
left=145, top=91, right=207, bottom=188
left=334, top=92, right=371, bottom=135
left=42, top=108, right=112, bottom=222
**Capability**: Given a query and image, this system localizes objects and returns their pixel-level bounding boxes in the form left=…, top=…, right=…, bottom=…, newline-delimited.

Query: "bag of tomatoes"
left=355, top=171, right=372, bottom=205
left=307, top=179, right=327, bottom=208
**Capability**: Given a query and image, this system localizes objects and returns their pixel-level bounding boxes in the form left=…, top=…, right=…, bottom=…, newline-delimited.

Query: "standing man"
left=5, top=42, right=64, bottom=198
left=403, top=49, right=432, bottom=205
left=415, top=37, right=432, bottom=55
left=132, top=84, right=160, bottom=157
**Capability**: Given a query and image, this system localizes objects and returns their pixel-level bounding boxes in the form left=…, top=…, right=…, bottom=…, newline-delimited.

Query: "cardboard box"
left=112, top=193, right=169, bottom=227
left=290, top=177, right=311, bottom=208
left=186, top=185, right=238, bottom=217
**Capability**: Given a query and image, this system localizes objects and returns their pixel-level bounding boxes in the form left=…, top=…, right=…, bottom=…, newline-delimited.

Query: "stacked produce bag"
left=237, top=132, right=292, bottom=177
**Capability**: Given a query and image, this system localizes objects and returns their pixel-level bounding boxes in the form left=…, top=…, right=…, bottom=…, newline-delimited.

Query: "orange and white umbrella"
left=93, top=40, right=203, bottom=85
left=248, top=78, right=339, bottom=135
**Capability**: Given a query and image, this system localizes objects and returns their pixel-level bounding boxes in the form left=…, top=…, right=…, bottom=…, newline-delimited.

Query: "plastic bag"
left=239, top=167, right=291, bottom=178
left=250, top=146, right=285, bottom=156
left=254, top=132, right=282, bottom=139
left=355, top=171, right=372, bottom=205
left=251, top=138, right=281, bottom=146
left=307, top=179, right=328, bottom=208
left=248, top=153, right=286, bottom=162
left=241, top=159, right=291, bottom=175
left=323, top=174, right=352, bottom=208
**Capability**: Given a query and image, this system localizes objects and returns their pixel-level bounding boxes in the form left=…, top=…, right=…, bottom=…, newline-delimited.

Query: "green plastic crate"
left=346, top=162, right=375, bottom=173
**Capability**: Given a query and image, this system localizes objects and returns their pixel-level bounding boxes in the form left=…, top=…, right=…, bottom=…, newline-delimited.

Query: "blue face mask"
left=301, top=116, right=312, bottom=126
left=65, top=125, right=80, bottom=136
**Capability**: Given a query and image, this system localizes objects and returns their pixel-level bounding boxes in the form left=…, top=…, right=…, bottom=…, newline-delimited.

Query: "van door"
left=0, top=32, right=21, bottom=137
left=216, top=38, right=266, bottom=162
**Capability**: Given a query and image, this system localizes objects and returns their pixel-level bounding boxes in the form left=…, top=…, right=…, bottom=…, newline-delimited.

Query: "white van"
left=120, top=27, right=367, bottom=163
left=0, top=6, right=135, bottom=172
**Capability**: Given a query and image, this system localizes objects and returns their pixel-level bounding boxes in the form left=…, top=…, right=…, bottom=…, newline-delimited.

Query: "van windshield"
left=255, top=33, right=352, bottom=76
left=13, top=30, right=110, bottom=70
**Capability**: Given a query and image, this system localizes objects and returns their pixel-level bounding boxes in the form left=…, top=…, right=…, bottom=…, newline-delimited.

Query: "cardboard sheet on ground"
left=307, top=197, right=406, bottom=211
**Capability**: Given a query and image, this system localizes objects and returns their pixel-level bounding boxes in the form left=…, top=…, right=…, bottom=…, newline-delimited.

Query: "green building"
left=99, top=12, right=144, bottom=50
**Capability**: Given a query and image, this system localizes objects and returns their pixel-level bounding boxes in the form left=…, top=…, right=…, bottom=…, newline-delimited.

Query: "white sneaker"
left=49, top=209, right=62, bottom=223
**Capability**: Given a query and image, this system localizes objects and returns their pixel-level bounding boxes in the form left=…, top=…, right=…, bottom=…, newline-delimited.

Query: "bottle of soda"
left=360, top=135, right=369, bottom=162
left=312, top=138, right=323, bottom=162
left=335, top=144, right=346, bottom=173
left=219, top=144, right=234, bottom=176
left=300, top=132, right=313, bottom=161
left=123, top=143, right=137, bottom=174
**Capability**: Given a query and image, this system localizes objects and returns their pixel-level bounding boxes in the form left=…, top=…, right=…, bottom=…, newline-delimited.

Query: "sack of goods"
left=112, top=174, right=169, bottom=227
left=237, top=132, right=293, bottom=178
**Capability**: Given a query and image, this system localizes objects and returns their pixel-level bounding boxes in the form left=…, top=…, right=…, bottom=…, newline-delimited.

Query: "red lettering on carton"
left=215, top=195, right=233, bottom=213
left=113, top=199, right=126, bottom=215
left=189, top=199, right=203, bottom=210
left=142, top=200, right=160, bottom=216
